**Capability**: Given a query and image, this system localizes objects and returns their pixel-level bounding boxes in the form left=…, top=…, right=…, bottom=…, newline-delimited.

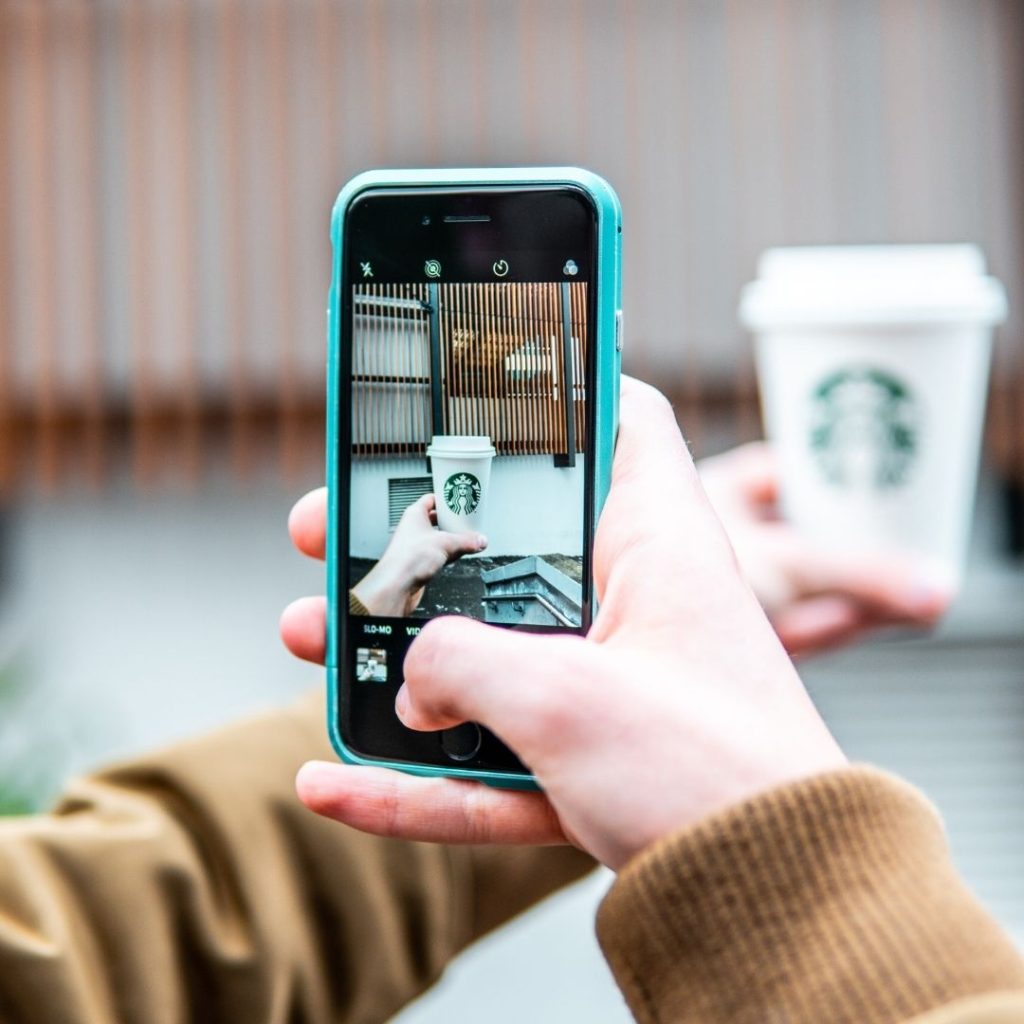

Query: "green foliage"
left=0, top=658, right=47, bottom=816
left=0, top=792, right=34, bottom=817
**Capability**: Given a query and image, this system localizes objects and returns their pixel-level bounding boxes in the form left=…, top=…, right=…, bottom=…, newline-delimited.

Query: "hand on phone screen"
left=283, top=377, right=846, bottom=871
left=350, top=493, right=488, bottom=617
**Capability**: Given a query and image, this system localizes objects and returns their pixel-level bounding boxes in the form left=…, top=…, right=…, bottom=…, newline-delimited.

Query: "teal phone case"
left=325, top=167, right=622, bottom=790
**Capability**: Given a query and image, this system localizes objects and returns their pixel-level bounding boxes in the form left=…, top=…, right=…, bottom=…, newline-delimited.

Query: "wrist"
left=598, top=767, right=1024, bottom=1024
left=351, top=564, right=408, bottom=617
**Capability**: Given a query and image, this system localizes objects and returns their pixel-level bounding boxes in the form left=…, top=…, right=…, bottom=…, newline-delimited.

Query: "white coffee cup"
left=740, top=245, right=1007, bottom=587
left=426, top=435, right=497, bottom=535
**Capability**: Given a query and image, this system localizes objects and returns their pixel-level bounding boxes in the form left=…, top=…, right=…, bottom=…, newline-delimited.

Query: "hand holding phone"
left=293, top=379, right=847, bottom=871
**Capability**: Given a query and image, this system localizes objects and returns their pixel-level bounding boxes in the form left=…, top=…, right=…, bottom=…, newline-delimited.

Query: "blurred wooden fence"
left=0, top=0, right=1021, bottom=493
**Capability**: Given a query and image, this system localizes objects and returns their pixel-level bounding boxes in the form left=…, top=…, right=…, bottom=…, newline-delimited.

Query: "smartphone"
left=325, top=168, right=621, bottom=789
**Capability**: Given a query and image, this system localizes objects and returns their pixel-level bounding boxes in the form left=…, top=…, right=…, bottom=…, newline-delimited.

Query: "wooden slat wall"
left=351, top=282, right=587, bottom=459
left=0, top=0, right=1021, bottom=491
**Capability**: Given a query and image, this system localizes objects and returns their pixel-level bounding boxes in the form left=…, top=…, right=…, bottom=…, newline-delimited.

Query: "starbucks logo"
left=809, top=366, right=919, bottom=489
left=443, top=472, right=482, bottom=516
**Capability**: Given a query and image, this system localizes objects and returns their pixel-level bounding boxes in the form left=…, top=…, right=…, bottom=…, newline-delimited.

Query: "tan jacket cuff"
left=908, top=992, right=1024, bottom=1024
left=596, top=768, right=1024, bottom=1024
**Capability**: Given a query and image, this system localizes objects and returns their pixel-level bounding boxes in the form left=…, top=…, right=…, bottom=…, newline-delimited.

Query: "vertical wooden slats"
left=571, top=281, right=587, bottom=451
left=487, top=284, right=499, bottom=452
left=265, top=0, right=300, bottom=478
left=416, top=0, right=440, bottom=165
left=518, top=0, right=540, bottom=163
left=452, top=282, right=464, bottom=436
left=544, top=282, right=559, bottom=456
left=70, top=0, right=105, bottom=488
left=569, top=0, right=589, bottom=159
left=493, top=284, right=505, bottom=452
left=366, top=0, right=390, bottom=162
left=521, top=283, right=533, bottom=454
left=123, top=0, right=157, bottom=483
left=724, top=0, right=766, bottom=450
left=670, top=0, right=702, bottom=457
left=525, top=283, right=536, bottom=455
left=370, top=286, right=380, bottom=456
left=1, top=0, right=1022, bottom=497
left=0, top=1, right=14, bottom=492
left=469, top=0, right=489, bottom=159
left=994, top=0, right=1024, bottom=498
left=421, top=284, right=432, bottom=447
left=351, top=282, right=588, bottom=460
left=315, top=0, right=341, bottom=179
left=398, top=283, right=407, bottom=453
left=476, top=282, right=486, bottom=441
left=544, top=282, right=561, bottom=454
left=22, top=1, right=59, bottom=490
left=168, top=0, right=201, bottom=484
left=509, top=284, right=524, bottom=452
left=219, top=0, right=253, bottom=478
left=509, top=283, right=522, bottom=450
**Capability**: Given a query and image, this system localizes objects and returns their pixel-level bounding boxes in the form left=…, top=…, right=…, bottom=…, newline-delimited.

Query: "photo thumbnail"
left=355, top=647, right=388, bottom=683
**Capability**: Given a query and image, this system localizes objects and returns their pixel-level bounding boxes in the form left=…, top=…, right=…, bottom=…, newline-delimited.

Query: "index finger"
left=296, top=761, right=567, bottom=845
left=288, top=487, right=327, bottom=560
left=592, top=378, right=734, bottom=628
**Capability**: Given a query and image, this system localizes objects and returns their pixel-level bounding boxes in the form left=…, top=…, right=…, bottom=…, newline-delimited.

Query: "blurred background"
left=1, top=2, right=1022, bottom=1020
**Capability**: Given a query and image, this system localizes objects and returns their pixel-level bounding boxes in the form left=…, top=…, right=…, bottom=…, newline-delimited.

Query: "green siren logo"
left=443, top=471, right=482, bottom=516
left=809, top=367, right=919, bottom=489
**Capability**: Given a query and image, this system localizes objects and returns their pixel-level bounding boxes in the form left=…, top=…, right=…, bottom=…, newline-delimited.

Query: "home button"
left=440, top=723, right=482, bottom=762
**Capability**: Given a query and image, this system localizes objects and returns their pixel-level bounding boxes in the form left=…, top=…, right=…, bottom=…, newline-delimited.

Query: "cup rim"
left=427, top=434, right=497, bottom=458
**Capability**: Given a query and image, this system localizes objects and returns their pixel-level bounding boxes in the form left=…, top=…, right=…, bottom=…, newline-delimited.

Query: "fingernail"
left=295, top=760, right=337, bottom=796
left=395, top=684, right=409, bottom=719
left=477, top=533, right=488, bottom=550
left=907, top=567, right=956, bottom=616
left=906, top=587, right=950, bottom=617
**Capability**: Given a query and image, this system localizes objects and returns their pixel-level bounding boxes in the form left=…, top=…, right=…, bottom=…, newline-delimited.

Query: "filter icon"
left=563, top=259, right=578, bottom=277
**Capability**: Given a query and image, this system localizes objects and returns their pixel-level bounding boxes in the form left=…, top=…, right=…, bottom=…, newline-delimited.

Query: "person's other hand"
left=351, top=493, right=486, bottom=616
left=290, top=380, right=847, bottom=871
left=698, top=443, right=952, bottom=656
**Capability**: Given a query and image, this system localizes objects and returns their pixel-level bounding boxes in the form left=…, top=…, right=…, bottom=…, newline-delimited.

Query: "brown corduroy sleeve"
left=0, top=691, right=594, bottom=1024
left=597, top=767, right=1024, bottom=1024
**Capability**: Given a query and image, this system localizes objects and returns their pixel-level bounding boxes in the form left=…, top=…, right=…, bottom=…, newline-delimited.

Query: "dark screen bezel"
left=337, top=185, right=599, bottom=775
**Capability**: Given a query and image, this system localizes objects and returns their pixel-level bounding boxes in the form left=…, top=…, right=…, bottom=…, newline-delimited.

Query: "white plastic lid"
left=739, top=244, right=1008, bottom=330
left=426, top=434, right=496, bottom=457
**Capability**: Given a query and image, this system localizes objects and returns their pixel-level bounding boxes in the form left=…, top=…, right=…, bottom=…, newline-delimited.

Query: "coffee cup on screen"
left=740, top=244, right=1007, bottom=588
left=426, top=435, right=497, bottom=535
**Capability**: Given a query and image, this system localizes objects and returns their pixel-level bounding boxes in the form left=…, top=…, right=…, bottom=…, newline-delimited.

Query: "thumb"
left=436, top=529, right=488, bottom=560
left=398, top=615, right=592, bottom=758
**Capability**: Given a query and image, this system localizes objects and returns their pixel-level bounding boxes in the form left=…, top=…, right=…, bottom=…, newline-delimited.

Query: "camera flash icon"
left=563, top=259, right=579, bottom=277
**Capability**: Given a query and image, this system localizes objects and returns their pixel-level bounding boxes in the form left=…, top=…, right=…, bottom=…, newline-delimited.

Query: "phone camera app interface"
left=348, top=280, right=588, bottom=639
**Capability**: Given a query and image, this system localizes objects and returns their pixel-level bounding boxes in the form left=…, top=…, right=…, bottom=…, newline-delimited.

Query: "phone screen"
left=338, top=186, right=598, bottom=770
